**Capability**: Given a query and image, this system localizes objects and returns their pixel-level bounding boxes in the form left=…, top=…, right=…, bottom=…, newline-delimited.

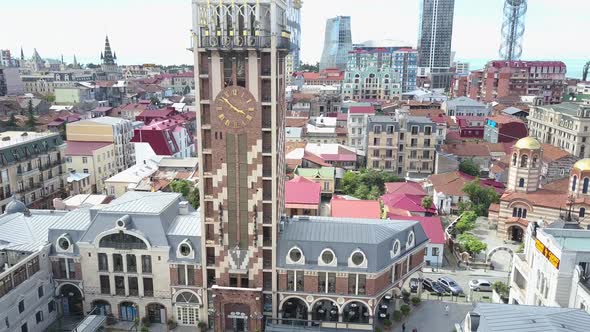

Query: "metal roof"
left=471, top=303, right=590, bottom=332
left=277, top=216, right=428, bottom=273
left=167, top=213, right=201, bottom=237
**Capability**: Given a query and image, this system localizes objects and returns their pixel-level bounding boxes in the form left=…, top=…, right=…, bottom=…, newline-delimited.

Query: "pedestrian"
left=412, top=328, right=417, bottom=332
left=402, top=323, right=406, bottom=332
left=445, top=304, right=450, bottom=316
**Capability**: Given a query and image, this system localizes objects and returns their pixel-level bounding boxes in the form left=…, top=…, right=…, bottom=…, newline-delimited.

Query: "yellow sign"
left=535, top=239, right=560, bottom=269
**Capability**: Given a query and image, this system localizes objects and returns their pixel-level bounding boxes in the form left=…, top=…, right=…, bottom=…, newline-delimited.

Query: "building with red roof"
left=131, top=117, right=194, bottom=157
left=381, top=193, right=436, bottom=217
left=385, top=182, right=426, bottom=195
left=330, top=196, right=382, bottom=219
left=391, top=216, right=445, bottom=267
left=285, top=177, right=321, bottom=217
left=135, top=107, right=179, bottom=123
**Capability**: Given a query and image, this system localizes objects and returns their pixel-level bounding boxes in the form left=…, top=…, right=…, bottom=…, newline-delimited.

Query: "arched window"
left=519, top=178, right=525, bottom=188
left=512, top=208, right=518, bottom=217
left=517, top=208, right=522, bottom=218
left=573, top=176, right=578, bottom=191
left=522, top=209, right=527, bottom=219
left=532, top=155, right=538, bottom=168
left=520, top=155, right=528, bottom=168
left=99, top=232, right=147, bottom=250
left=580, top=208, right=586, bottom=218
left=584, top=178, right=589, bottom=194
left=512, top=153, right=517, bottom=166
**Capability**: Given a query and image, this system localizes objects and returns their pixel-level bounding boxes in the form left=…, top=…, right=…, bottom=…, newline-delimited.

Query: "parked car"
left=422, top=278, right=445, bottom=294
left=409, top=278, right=422, bottom=293
left=438, top=276, right=464, bottom=295
left=469, top=279, right=492, bottom=292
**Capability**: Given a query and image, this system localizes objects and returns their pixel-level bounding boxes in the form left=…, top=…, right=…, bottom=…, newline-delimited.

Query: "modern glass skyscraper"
left=319, top=16, right=352, bottom=71
left=417, top=0, right=455, bottom=89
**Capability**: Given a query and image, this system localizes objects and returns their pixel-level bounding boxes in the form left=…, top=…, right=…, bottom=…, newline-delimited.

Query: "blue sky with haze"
left=1, top=0, right=587, bottom=75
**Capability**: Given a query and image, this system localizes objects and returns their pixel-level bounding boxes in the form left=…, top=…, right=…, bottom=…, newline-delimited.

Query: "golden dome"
left=514, top=137, right=541, bottom=150
left=573, top=159, right=590, bottom=172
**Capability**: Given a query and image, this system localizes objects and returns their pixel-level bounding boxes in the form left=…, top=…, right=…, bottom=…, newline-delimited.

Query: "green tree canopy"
left=341, top=169, right=404, bottom=200
left=421, top=196, right=433, bottom=210
left=25, top=99, right=37, bottom=128
left=169, top=180, right=200, bottom=209
left=457, top=233, right=487, bottom=256
left=455, top=211, right=477, bottom=234
left=461, top=179, right=500, bottom=217
left=300, top=62, right=319, bottom=72
left=6, top=113, right=17, bottom=127
left=459, top=159, right=480, bottom=176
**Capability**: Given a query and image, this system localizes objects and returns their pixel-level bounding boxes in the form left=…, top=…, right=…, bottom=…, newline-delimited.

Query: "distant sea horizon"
left=460, top=58, right=587, bottom=80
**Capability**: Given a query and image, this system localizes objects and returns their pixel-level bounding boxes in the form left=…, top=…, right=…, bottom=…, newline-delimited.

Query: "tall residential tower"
left=319, top=16, right=352, bottom=71
left=192, top=0, right=288, bottom=330
left=417, top=0, right=456, bottom=90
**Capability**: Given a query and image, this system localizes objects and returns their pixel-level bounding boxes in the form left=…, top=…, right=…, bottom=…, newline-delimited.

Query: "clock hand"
left=221, top=97, right=246, bottom=115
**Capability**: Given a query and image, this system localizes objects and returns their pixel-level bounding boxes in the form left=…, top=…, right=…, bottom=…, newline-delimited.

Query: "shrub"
left=383, top=319, right=392, bottom=327
left=400, top=304, right=411, bottom=316
left=492, top=281, right=510, bottom=298
left=375, top=327, right=383, bottom=332
left=411, top=296, right=421, bottom=305
left=140, top=328, right=148, bottom=332
left=392, top=310, right=402, bottom=321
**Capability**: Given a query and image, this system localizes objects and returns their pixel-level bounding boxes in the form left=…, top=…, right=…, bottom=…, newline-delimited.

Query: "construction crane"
left=583, top=61, right=590, bottom=81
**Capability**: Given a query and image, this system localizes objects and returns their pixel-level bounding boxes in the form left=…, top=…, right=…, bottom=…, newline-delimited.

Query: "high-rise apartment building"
left=192, top=0, right=288, bottom=329
left=319, top=16, right=352, bottom=71
left=417, top=0, right=456, bottom=90
left=286, top=0, right=302, bottom=71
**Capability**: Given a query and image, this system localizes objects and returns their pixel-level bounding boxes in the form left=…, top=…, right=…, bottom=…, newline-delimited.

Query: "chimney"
left=179, top=201, right=189, bottom=215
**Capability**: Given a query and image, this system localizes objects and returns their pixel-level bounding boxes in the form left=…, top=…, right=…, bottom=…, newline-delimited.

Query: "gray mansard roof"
left=1, top=192, right=201, bottom=263
left=277, top=216, right=428, bottom=273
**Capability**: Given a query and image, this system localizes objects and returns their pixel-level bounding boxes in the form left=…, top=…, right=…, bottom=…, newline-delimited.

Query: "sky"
left=1, top=0, right=589, bottom=72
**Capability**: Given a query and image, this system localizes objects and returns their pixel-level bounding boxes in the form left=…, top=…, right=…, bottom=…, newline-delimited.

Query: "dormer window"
left=406, top=231, right=415, bottom=249
left=349, top=249, right=367, bottom=268
left=391, top=240, right=401, bottom=258
left=179, top=242, right=192, bottom=257
left=319, top=248, right=336, bottom=267
left=287, top=247, right=304, bottom=265
left=58, top=237, right=70, bottom=251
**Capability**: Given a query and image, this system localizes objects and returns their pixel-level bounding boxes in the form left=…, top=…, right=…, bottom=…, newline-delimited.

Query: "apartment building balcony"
left=16, top=167, right=40, bottom=178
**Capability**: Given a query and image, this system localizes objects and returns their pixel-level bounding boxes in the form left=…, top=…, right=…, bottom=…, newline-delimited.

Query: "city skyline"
left=1, top=0, right=588, bottom=71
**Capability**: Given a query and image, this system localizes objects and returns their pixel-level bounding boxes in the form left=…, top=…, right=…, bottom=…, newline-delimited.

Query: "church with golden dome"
left=492, top=136, right=590, bottom=241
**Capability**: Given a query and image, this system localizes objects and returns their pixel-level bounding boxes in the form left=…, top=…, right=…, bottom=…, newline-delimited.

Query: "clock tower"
left=191, top=1, right=289, bottom=331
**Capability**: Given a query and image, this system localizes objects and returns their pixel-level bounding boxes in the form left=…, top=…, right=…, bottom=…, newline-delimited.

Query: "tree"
left=421, top=196, right=433, bottom=210
left=459, top=159, right=480, bottom=176
left=150, top=96, right=160, bottom=107
left=170, top=180, right=200, bottom=209
left=25, top=99, right=37, bottom=128
left=6, top=113, right=17, bottom=127
left=462, top=179, right=500, bottom=217
left=341, top=169, right=404, bottom=200
left=45, top=94, right=56, bottom=103
left=492, top=281, right=510, bottom=298
left=457, top=233, right=487, bottom=256
left=300, top=62, right=319, bottom=72
left=170, top=179, right=192, bottom=197
left=86, top=63, right=100, bottom=69
left=455, top=211, right=477, bottom=234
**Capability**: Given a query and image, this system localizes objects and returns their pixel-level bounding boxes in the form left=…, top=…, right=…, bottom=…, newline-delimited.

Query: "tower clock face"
left=214, top=86, right=257, bottom=129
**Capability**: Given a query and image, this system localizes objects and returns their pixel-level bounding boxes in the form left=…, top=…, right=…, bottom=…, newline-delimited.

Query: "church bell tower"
left=192, top=1, right=289, bottom=330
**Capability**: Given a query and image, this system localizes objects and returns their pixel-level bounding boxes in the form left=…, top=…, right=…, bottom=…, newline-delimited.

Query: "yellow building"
left=66, top=117, right=135, bottom=172
left=65, top=141, right=117, bottom=194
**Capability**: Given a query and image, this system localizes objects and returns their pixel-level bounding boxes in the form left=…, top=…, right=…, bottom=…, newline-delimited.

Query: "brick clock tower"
left=192, top=1, right=288, bottom=331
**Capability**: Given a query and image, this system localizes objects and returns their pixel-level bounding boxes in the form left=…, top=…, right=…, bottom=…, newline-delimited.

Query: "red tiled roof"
left=390, top=216, right=445, bottom=244
left=66, top=141, right=112, bottom=156
left=381, top=193, right=435, bottom=214
left=485, top=114, right=524, bottom=125
left=428, top=171, right=505, bottom=196
left=337, top=113, right=348, bottom=121
left=330, top=198, right=381, bottom=219
left=285, top=177, right=321, bottom=205
left=349, top=106, right=375, bottom=114
left=136, top=108, right=177, bottom=120
left=541, top=144, right=573, bottom=162
left=385, top=182, right=426, bottom=195
left=302, top=151, right=331, bottom=167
